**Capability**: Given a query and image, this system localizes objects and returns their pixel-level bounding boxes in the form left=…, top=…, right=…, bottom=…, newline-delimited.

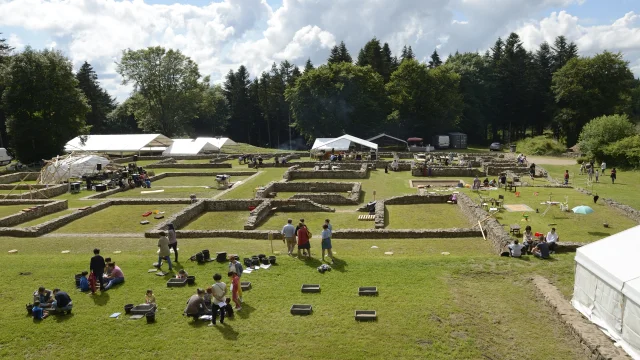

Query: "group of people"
left=184, top=256, right=244, bottom=326
left=578, top=161, right=617, bottom=184
left=508, top=226, right=559, bottom=259
left=472, top=176, right=498, bottom=190
left=281, top=218, right=334, bottom=263
left=32, top=287, right=73, bottom=319
left=90, top=249, right=126, bottom=292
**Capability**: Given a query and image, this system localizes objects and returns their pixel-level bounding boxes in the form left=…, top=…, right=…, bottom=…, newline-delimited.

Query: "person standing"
left=601, top=161, right=606, bottom=175
left=282, top=219, right=296, bottom=256
left=297, top=221, right=311, bottom=258
left=228, top=271, right=241, bottom=311
left=595, top=170, right=599, bottom=183
left=167, top=223, right=178, bottom=262
left=89, top=248, right=106, bottom=292
left=611, top=168, right=617, bottom=184
left=228, top=256, right=243, bottom=302
left=157, top=231, right=173, bottom=272
left=321, top=224, right=334, bottom=264
left=324, top=219, right=333, bottom=234
left=564, top=170, right=570, bottom=185
left=209, top=274, right=227, bottom=326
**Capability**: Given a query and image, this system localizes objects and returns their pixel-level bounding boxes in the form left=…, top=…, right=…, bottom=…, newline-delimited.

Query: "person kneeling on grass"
left=533, top=239, right=551, bottom=259
left=51, top=289, right=73, bottom=314
left=321, top=224, right=334, bottom=264
left=104, top=262, right=125, bottom=290
left=32, top=301, right=48, bottom=320
left=508, top=240, right=524, bottom=258
left=184, top=288, right=206, bottom=321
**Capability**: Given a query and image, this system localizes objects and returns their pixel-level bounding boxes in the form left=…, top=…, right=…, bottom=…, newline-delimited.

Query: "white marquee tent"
left=65, top=134, right=173, bottom=153
left=199, top=137, right=237, bottom=149
left=572, top=225, right=640, bottom=359
left=311, top=135, right=378, bottom=154
left=162, top=139, right=220, bottom=156
left=40, top=154, right=110, bottom=184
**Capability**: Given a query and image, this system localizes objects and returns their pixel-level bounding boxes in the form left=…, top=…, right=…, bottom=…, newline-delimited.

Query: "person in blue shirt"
left=32, top=301, right=48, bottom=320
left=79, top=271, right=90, bottom=292
left=321, top=224, right=334, bottom=264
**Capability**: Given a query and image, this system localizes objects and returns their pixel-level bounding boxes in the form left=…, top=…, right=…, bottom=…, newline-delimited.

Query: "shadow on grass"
left=92, top=291, right=110, bottom=306
left=328, top=257, right=348, bottom=273
left=235, top=303, right=255, bottom=320
left=187, top=318, right=208, bottom=328
left=53, top=313, right=74, bottom=322
left=588, top=231, right=611, bottom=237
left=215, top=323, right=239, bottom=340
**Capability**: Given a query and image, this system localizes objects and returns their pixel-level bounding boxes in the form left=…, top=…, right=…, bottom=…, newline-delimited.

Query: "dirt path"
left=527, top=156, right=576, bottom=166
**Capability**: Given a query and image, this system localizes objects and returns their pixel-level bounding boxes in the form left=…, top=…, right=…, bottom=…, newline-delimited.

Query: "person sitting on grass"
left=546, top=228, right=559, bottom=254
left=321, top=224, right=334, bottom=264
left=104, top=262, right=125, bottom=290
left=184, top=288, right=206, bottom=321
left=508, top=239, right=524, bottom=258
left=532, top=239, right=551, bottom=259
left=32, top=301, right=48, bottom=320
left=36, top=287, right=53, bottom=307
left=176, top=269, right=188, bottom=279
left=228, top=271, right=241, bottom=311
left=79, top=271, right=90, bottom=292
left=522, top=226, right=534, bottom=254
left=297, top=222, right=311, bottom=258
left=145, top=289, right=156, bottom=305
left=51, top=289, right=72, bottom=314
left=104, top=258, right=112, bottom=277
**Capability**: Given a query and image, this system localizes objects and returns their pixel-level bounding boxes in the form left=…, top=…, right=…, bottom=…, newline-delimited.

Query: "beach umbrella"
left=572, top=205, right=594, bottom=214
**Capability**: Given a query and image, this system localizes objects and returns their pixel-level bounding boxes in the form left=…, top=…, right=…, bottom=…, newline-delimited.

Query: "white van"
left=0, top=148, right=12, bottom=166
left=432, top=135, right=450, bottom=149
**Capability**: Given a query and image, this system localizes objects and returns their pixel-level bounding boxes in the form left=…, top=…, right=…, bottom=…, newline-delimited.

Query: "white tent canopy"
left=162, top=139, right=220, bottom=156
left=65, top=134, right=173, bottom=153
left=40, top=154, right=110, bottom=184
left=572, top=225, right=640, bottom=359
left=198, top=137, right=237, bottom=149
left=311, top=135, right=378, bottom=153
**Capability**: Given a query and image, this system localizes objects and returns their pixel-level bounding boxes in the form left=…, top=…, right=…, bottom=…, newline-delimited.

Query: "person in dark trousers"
left=167, top=223, right=178, bottom=262
left=51, top=289, right=73, bottom=314
left=209, top=273, right=227, bottom=326
left=90, top=248, right=106, bottom=291
left=611, top=168, right=617, bottom=184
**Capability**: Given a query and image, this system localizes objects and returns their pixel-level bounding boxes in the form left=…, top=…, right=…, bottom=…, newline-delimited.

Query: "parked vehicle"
left=489, top=142, right=502, bottom=151
left=432, top=135, right=450, bottom=149
left=0, top=148, right=13, bottom=166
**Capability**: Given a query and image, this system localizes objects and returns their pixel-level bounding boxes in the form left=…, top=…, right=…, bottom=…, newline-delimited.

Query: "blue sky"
left=1, top=0, right=638, bottom=100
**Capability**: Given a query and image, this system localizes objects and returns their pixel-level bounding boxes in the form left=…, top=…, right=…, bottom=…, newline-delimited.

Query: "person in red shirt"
left=227, top=271, right=241, bottom=311
left=564, top=170, right=569, bottom=185
left=296, top=222, right=311, bottom=258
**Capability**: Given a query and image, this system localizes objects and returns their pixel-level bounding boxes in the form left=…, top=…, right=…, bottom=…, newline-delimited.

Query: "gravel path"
left=527, top=156, right=576, bottom=166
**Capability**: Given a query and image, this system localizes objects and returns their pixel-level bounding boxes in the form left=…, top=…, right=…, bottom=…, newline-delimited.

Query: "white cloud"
left=7, top=33, right=24, bottom=51
left=0, top=0, right=638, bottom=102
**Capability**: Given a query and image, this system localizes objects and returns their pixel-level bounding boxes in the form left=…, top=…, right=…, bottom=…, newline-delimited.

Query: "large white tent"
left=311, top=135, right=379, bottom=153
left=162, top=139, right=219, bottom=156
left=572, top=225, right=640, bottom=359
left=40, top=154, right=110, bottom=184
left=65, top=134, right=173, bottom=153
left=199, top=137, right=237, bottom=149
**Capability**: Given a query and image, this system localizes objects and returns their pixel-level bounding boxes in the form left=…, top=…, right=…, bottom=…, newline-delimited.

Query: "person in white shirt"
left=281, top=219, right=297, bottom=256
left=546, top=227, right=559, bottom=253
left=601, top=161, right=606, bottom=175
left=209, top=273, right=227, bottom=326
left=508, top=240, right=524, bottom=258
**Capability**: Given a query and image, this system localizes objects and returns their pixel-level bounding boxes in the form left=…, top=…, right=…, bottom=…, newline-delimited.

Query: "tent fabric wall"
left=40, top=155, right=110, bottom=184
left=162, top=139, right=219, bottom=155
left=311, top=135, right=379, bottom=152
left=572, top=225, right=640, bottom=359
left=65, top=134, right=173, bottom=153
left=198, top=137, right=237, bottom=149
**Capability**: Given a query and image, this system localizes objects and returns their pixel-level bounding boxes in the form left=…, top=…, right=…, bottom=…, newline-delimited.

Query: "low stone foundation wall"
left=375, top=201, right=385, bottom=228
left=411, top=167, right=484, bottom=177
left=206, top=199, right=263, bottom=211
left=456, top=192, right=511, bottom=253
left=602, top=198, right=640, bottom=224
left=284, top=164, right=369, bottom=180
left=245, top=200, right=272, bottom=230
left=147, top=163, right=232, bottom=169
left=0, top=184, right=48, bottom=190
left=485, top=165, right=530, bottom=176
left=256, top=181, right=361, bottom=204
left=1, top=184, right=68, bottom=199
left=0, top=172, right=39, bottom=184
left=384, top=194, right=450, bottom=205
left=0, top=200, right=68, bottom=227
left=532, top=276, right=630, bottom=360
left=332, top=228, right=482, bottom=239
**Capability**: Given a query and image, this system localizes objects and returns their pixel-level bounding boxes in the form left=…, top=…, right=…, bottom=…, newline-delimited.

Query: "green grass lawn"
left=183, top=211, right=249, bottom=230
left=464, top=187, right=637, bottom=243
left=0, top=204, right=32, bottom=217
left=52, top=204, right=188, bottom=234
left=220, top=169, right=284, bottom=200
left=385, top=204, right=471, bottom=229
left=258, top=211, right=373, bottom=231
left=108, top=187, right=222, bottom=199
left=0, top=236, right=586, bottom=359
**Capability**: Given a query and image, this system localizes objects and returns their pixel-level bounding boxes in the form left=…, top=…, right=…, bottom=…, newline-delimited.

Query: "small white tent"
left=65, top=134, right=173, bottom=153
left=40, top=154, right=110, bottom=184
left=162, top=139, right=219, bottom=156
left=200, top=137, right=237, bottom=150
left=572, top=225, right=640, bottom=359
left=311, top=135, right=379, bottom=153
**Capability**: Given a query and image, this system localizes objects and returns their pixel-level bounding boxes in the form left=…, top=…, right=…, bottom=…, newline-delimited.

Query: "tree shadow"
left=92, top=291, right=110, bottom=306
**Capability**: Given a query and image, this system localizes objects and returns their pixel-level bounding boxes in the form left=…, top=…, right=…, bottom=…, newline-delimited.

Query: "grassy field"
left=183, top=211, right=249, bottom=230
left=385, top=204, right=471, bottom=229
left=0, top=236, right=586, bottom=359
left=13, top=209, right=76, bottom=227
left=153, top=175, right=251, bottom=187
left=52, top=204, right=188, bottom=234
left=108, top=187, right=222, bottom=199
left=219, top=169, right=285, bottom=200
left=258, top=211, right=373, bottom=231
left=0, top=204, right=32, bottom=217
